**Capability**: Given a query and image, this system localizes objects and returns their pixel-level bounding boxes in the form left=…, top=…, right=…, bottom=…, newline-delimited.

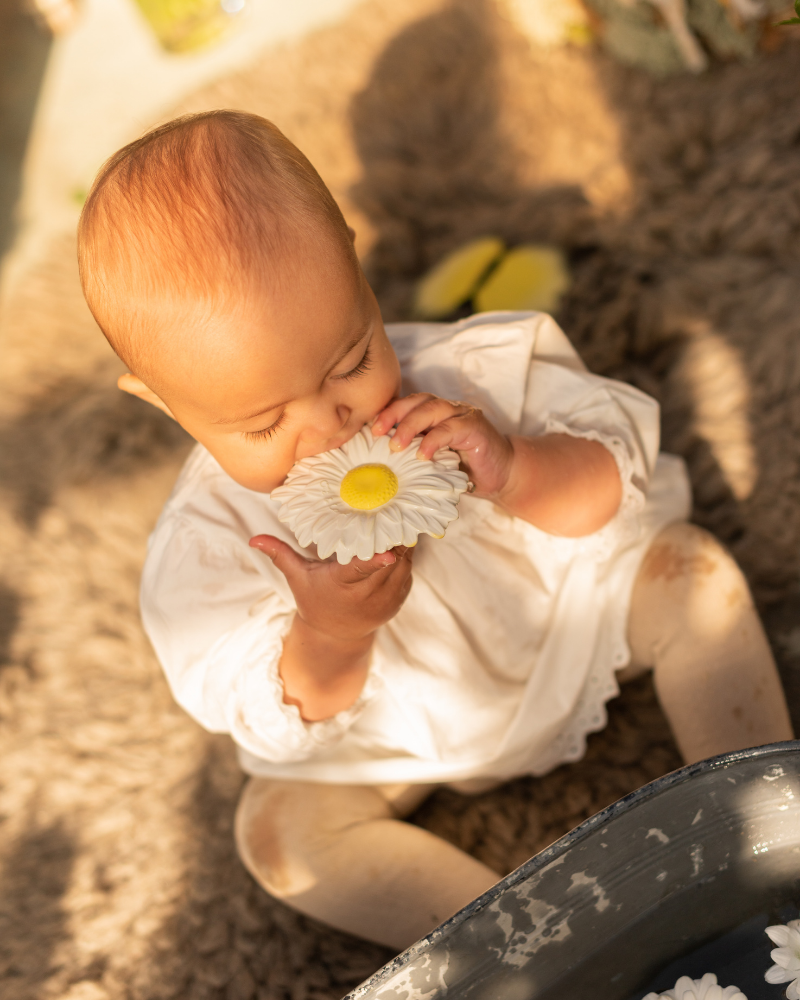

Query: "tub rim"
left=345, top=739, right=800, bottom=999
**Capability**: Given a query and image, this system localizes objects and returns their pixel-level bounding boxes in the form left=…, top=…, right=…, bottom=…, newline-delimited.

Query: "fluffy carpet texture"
left=1, top=2, right=800, bottom=998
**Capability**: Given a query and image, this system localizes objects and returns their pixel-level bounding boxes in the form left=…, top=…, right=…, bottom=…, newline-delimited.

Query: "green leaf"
left=777, top=0, right=800, bottom=23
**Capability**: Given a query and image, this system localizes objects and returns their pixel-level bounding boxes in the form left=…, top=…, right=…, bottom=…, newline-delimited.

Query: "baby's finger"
left=249, top=535, right=312, bottom=584
left=336, top=548, right=397, bottom=583
left=390, top=398, right=473, bottom=453
left=373, top=544, right=414, bottom=588
left=372, top=393, right=438, bottom=438
left=413, top=416, right=477, bottom=461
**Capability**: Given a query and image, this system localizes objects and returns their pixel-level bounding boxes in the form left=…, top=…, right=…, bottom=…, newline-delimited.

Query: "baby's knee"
left=629, top=523, right=757, bottom=665
left=234, top=778, right=388, bottom=901
left=642, top=523, right=748, bottom=597
left=235, top=779, right=293, bottom=898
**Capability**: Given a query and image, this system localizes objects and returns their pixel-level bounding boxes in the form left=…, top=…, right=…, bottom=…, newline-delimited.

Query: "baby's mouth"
left=323, top=419, right=373, bottom=453
left=305, top=427, right=357, bottom=460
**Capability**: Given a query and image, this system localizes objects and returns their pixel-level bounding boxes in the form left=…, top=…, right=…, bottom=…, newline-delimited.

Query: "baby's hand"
left=372, top=394, right=514, bottom=499
left=248, top=535, right=414, bottom=642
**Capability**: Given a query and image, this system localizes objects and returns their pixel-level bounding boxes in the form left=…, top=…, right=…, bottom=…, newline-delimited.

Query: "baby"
left=78, top=110, right=793, bottom=952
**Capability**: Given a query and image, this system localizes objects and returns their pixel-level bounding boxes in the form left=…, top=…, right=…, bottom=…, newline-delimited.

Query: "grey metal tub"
left=346, top=742, right=800, bottom=1000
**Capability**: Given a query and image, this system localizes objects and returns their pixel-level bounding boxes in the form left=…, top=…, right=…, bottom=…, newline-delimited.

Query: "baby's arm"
left=372, top=396, right=622, bottom=537
left=248, top=537, right=414, bottom=721
left=490, top=433, right=621, bottom=536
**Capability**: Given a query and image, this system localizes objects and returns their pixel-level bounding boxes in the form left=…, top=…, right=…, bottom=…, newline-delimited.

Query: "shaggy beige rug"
left=1, top=2, right=800, bottom=998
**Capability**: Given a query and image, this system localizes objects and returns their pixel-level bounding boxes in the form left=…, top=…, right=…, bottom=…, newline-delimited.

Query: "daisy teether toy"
left=270, top=425, right=470, bottom=564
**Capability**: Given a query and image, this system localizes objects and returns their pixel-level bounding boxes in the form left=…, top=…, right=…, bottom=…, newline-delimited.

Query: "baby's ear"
left=118, top=373, right=176, bottom=420
left=347, top=225, right=356, bottom=244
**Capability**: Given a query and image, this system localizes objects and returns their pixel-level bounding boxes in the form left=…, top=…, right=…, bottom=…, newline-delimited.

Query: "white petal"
left=432, top=447, right=459, bottom=466
left=378, top=526, right=403, bottom=553
left=396, top=495, right=457, bottom=519
left=373, top=503, right=400, bottom=526
left=767, top=925, right=795, bottom=947
left=398, top=524, right=416, bottom=546
left=356, top=536, right=375, bottom=561
left=374, top=513, right=403, bottom=550
left=293, top=506, right=329, bottom=531
left=337, top=520, right=361, bottom=549
left=766, top=963, right=795, bottom=984
left=787, top=979, right=800, bottom=1000
left=401, top=473, right=458, bottom=492
left=773, top=948, right=800, bottom=971
left=316, top=524, right=345, bottom=559
left=394, top=506, right=433, bottom=533
left=349, top=431, right=371, bottom=463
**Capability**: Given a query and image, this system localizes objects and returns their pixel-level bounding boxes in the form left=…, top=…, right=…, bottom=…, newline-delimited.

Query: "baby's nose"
left=308, top=405, right=351, bottom=444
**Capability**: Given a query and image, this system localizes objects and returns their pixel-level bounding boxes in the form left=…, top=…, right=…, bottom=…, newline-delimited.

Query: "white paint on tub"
left=569, top=871, right=610, bottom=913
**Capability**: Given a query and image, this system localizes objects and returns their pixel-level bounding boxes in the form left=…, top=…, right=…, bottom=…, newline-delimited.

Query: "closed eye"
left=335, top=344, right=373, bottom=382
left=243, top=411, right=285, bottom=443
left=242, top=341, right=372, bottom=441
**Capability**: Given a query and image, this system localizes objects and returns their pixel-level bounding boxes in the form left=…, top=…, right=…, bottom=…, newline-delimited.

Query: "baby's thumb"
left=249, top=535, right=309, bottom=582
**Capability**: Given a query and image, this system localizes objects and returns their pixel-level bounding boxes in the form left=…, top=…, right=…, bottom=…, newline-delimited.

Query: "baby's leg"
left=234, top=778, right=499, bottom=950
left=625, top=522, right=793, bottom=764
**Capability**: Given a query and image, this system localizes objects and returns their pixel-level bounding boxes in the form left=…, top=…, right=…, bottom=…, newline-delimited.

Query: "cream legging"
left=234, top=523, right=793, bottom=950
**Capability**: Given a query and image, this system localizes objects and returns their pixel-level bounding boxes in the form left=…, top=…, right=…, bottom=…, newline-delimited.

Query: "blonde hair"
left=78, top=110, right=356, bottom=387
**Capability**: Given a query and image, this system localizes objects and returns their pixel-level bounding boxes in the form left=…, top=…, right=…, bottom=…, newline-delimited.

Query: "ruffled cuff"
left=543, top=418, right=647, bottom=556
left=225, top=613, right=382, bottom=764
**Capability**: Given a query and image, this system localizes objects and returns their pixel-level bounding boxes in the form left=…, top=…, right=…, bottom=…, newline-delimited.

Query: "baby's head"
left=78, top=110, right=400, bottom=492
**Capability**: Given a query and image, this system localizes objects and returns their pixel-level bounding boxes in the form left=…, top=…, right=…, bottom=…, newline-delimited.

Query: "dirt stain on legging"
left=641, top=540, right=717, bottom=583
left=240, top=787, right=293, bottom=896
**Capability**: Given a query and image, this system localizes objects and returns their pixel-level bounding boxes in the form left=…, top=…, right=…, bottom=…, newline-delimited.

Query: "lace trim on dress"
left=230, top=614, right=384, bottom=764
left=527, top=419, right=649, bottom=775
left=529, top=665, right=623, bottom=777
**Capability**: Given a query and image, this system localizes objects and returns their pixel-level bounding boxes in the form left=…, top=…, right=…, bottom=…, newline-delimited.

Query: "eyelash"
left=335, top=344, right=373, bottom=382
left=243, top=345, right=373, bottom=444
left=244, top=412, right=285, bottom=443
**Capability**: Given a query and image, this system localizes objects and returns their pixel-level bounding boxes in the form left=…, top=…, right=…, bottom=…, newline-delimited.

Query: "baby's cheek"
left=216, top=440, right=294, bottom=494
left=366, top=362, right=402, bottom=420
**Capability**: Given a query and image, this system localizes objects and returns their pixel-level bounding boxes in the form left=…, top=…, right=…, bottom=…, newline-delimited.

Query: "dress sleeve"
left=395, top=311, right=660, bottom=525
left=519, top=314, right=661, bottom=533
left=140, top=515, right=379, bottom=763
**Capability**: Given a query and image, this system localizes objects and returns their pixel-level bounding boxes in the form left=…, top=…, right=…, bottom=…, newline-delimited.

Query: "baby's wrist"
left=281, top=616, right=373, bottom=720
left=293, top=612, right=375, bottom=653
left=480, top=434, right=520, bottom=506
left=490, top=435, right=539, bottom=512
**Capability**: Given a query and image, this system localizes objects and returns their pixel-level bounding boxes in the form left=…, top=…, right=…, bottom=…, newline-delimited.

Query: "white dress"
left=141, top=312, right=690, bottom=784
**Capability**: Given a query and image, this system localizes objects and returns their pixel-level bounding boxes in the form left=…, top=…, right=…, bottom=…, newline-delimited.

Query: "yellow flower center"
left=339, top=464, right=399, bottom=510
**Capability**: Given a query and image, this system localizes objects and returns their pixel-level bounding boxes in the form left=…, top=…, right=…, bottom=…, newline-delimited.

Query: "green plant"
left=777, top=0, right=800, bottom=25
